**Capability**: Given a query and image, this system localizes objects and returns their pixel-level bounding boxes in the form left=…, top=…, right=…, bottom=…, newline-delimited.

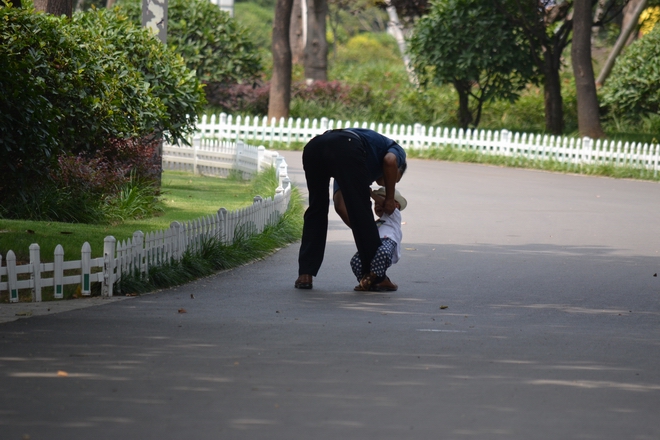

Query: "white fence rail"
left=1, top=142, right=291, bottom=303
left=200, top=113, right=660, bottom=173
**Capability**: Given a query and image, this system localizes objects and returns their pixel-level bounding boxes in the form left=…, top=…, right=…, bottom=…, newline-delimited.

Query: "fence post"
left=102, top=236, right=116, bottom=298
left=132, top=231, right=144, bottom=278
left=29, top=243, right=42, bottom=302
left=170, top=222, right=182, bottom=262
left=193, top=133, right=201, bottom=175
left=54, top=245, right=64, bottom=299
left=7, top=250, right=18, bottom=303
left=582, top=137, right=593, bottom=165
left=81, top=242, right=92, bottom=296
left=218, top=207, right=228, bottom=244
left=257, top=145, right=265, bottom=172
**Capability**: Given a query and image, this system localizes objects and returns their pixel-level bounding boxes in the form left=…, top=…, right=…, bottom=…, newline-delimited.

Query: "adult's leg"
left=298, top=135, right=331, bottom=277
left=332, top=143, right=381, bottom=276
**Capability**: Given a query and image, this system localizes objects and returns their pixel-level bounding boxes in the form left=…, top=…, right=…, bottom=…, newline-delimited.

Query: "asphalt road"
left=1, top=151, right=659, bottom=440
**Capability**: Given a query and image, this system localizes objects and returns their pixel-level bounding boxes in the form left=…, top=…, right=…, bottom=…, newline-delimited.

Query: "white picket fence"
left=162, top=138, right=282, bottom=178
left=199, top=113, right=660, bottom=174
left=0, top=141, right=292, bottom=303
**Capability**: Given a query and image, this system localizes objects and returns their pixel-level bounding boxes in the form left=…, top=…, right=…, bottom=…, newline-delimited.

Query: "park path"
left=1, top=152, right=660, bottom=440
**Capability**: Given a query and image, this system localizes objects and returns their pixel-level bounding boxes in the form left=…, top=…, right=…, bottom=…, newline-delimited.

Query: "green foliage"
left=234, top=1, right=274, bottom=55
left=117, top=0, right=263, bottom=85
left=73, top=8, right=205, bottom=144
left=0, top=5, right=204, bottom=222
left=600, top=24, right=660, bottom=119
left=408, top=0, right=539, bottom=127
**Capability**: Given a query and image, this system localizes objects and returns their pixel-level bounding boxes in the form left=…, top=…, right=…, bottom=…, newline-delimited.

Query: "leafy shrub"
left=337, top=33, right=401, bottom=64
left=601, top=24, right=660, bottom=118
left=72, top=8, right=205, bottom=145
left=0, top=5, right=203, bottom=222
left=206, top=81, right=271, bottom=115
left=116, top=0, right=262, bottom=86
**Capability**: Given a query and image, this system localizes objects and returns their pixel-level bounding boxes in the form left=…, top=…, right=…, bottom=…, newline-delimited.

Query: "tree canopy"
left=408, top=0, right=538, bottom=129
left=601, top=22, right=660, bottom=118
left=117, top=0, right=263, bottom=86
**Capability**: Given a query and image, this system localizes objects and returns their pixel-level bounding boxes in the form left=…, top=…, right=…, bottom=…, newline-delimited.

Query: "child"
left=351, top=186, right=407, bottom=292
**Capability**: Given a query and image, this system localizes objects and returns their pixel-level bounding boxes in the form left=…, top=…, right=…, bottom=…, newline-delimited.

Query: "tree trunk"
left=268, top=0, right=294, bottom=121
left=572, top=0, right=605, bottom=139
left=543, top=52, right=564, bottom=135
left=106, top=0, right=116, bottom=8
left=622, top=0, right=644, bottom=44
left=596, top=0, right=648, bottom=86
left=34, top=0, right=73, bottom=16
left=290, top=0, right=305, bottom=64
left=384, top=0, right=416, bottom=84
left=454, top=80, right=473, bottom=129
left=303, top=0, right=328, bottom=82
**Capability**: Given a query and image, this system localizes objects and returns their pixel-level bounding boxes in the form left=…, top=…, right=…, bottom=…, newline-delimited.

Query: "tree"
left=290, top=0, right=305, bottom=63
left=498, top=0, right=629, bottom=135
left=118, top=0, right=262, bottom=86
left=572, top=0, right=605, bottom=138
left=269, top=0, right=294, bottom=120
left=304, top=0, right=328, bottom=81
left=600, top=21, right=660, bottom=118
left=34, top=0, right=72, bottom=16
left=408, top=0, right=538, bottom=129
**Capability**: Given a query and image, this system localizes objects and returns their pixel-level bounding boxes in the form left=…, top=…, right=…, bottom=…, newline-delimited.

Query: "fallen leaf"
left=440, top=305, right=449, bottom=310
left=190, top=294, right=195, bottom=299
left=15, top=311, right=33, bottom=317
left=57, top=371, right=68, bottom=377
left=178, top=308, right=187, bottom=314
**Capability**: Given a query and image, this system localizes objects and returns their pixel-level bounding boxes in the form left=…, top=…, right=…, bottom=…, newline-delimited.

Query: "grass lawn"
left=0, top=171, right=265, bottom=263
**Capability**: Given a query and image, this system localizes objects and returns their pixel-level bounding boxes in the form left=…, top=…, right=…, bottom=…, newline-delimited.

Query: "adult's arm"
left=333, top=190, right=351, bottom=228
left=381, top=152, right=399, bottom=215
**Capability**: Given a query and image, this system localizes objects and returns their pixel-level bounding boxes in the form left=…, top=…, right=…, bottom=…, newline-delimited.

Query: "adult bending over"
left=294, top=128, right=407, bottom=290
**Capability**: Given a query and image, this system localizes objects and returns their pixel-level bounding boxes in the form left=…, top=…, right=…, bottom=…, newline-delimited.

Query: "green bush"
left=73, top=8, right=205, bottom=144
left=0, top=5, right=204, bottom=222
left=601, top=24, right=660, bottom=118
left=116, top=0, right=262, bottom=86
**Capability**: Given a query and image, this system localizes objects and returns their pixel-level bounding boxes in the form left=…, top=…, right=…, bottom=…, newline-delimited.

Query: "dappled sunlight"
left=491, top=303, right=660, bottom=316
left=230, top=418, right=280, bottom=430
left=527, top=379, right=660, bottom=392
left=536, top=364, right=635, bottom=372
left=169, top=386, right=215, bottom=392
left=9, top=372, right=129, bottom=380
left=315, top=420, right=365, bottom=428
left=452, top=428, right=515, bottom=436
left=194, top=376, right=234, bottom=383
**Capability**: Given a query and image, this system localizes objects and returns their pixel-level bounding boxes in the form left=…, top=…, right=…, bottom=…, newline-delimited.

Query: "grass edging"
left=118, top=186, right=304, bottom=294
left=406, top=146, right=660, bottom=182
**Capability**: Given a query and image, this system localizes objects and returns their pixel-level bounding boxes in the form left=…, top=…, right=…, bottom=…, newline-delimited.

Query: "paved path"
left=1, top=153, right=660, bottom=440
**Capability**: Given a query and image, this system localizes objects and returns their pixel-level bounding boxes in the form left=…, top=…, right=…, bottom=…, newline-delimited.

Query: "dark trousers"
left=298, top=130, right=382, bottom=277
